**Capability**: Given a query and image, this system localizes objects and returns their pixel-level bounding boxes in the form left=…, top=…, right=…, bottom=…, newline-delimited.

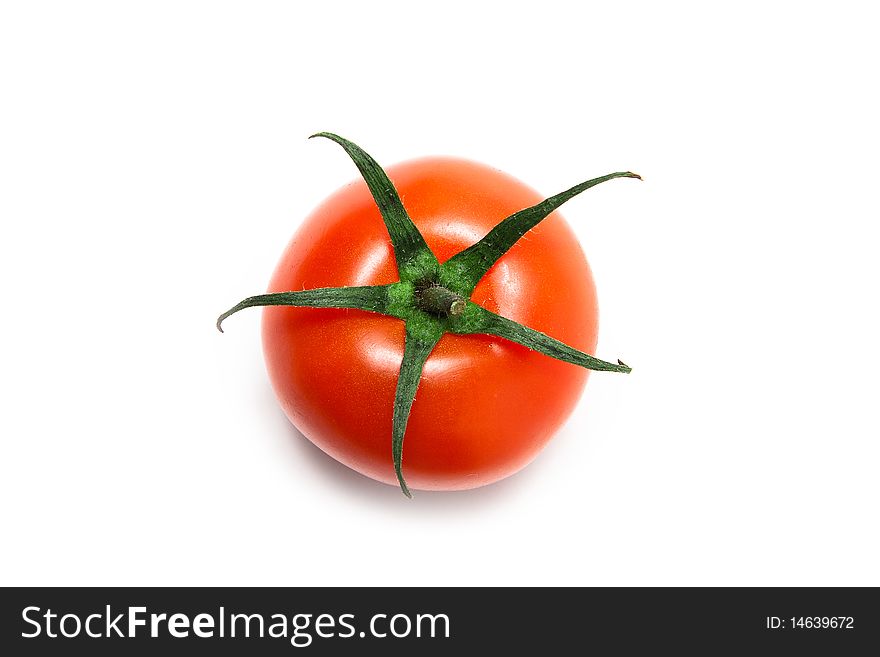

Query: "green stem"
left=310, top=132, right=438, bottom=278
left=216, top=285, right=392, bottom=332
left=416, top=285, right=467, bottom=317
left=451, top=303, right=631, bottom=373
left=392, top=329, right=441, bottom=498
left=442, top=171, right=641, bottom=295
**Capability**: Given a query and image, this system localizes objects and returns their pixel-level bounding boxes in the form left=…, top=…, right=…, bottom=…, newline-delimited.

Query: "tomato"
left=261, top=157, right=599, bottom=491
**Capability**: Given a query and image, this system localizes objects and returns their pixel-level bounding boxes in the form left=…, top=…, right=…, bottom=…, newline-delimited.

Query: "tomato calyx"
left=218, top=132, right=640, bottom=497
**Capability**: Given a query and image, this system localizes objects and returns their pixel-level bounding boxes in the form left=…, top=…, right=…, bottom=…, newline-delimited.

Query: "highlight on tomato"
left=218, top=133, right=640, bottom=497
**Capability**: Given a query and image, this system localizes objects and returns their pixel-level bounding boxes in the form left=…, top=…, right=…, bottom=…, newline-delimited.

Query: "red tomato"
left=262, top=157, right=598, bottom=491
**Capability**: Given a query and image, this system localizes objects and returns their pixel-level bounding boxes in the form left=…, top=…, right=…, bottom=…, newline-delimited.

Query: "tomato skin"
left=262, top=157, right=598, bottom=490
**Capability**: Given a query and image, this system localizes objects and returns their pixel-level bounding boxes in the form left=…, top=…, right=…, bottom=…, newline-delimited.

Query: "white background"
left=2, top=1, right=878, bottom=586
